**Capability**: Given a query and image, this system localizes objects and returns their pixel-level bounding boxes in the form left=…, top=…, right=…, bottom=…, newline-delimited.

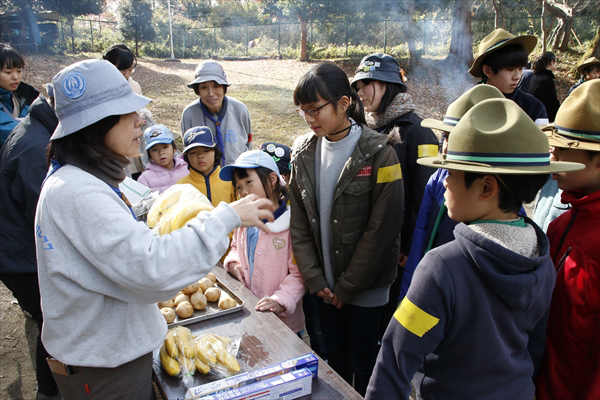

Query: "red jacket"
left=536, top=189, right=600, bottom=400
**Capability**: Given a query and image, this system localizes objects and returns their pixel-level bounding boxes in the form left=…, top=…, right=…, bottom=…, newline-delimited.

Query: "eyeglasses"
left=296, top=97, right=341, bottom=118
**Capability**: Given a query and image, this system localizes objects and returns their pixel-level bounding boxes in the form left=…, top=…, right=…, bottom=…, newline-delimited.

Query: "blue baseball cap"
left=220, top=150, right=280, bottom=182
left=183, top=126, right=217, bottom=153
left=144, top=124, right=174, bottom=150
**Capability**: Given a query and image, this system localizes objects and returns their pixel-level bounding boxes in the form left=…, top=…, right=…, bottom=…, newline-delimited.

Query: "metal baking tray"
left=167, top=278, right=244, bottom=328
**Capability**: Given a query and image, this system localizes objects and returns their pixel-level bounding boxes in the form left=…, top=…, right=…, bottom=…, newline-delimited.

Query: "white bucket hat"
left=187, top=60, right=232, bottom=88
left=51, top=59, right=151, bottom=140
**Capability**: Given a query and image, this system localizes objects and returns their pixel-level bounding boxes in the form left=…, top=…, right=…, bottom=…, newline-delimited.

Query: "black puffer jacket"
left=377, top=111, right=438, bottom=256
left=528, top=69, right=560, bottom=123
left=0, top=95, right=57, bottom=274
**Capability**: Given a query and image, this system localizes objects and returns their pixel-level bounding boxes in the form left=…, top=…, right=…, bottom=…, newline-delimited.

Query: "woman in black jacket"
left=351, top=53, right=438, bottom=335
left=528, top=52, right=560, bottom=122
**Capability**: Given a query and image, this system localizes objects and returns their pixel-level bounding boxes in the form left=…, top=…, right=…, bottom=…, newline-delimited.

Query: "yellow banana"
left=170, top=202, right=212, bottom=231
left=201, top=334, right=240, bottom=373
left=194, top=337, right=217, bottom=365
left=194, top=357, right=211, bottom=374
left=164, top=329, right=179, bottom=359
left=178, top=356, right=196, bottom=376
left=160, top=344, right=180, bottom=377
left=174, top=326, right=194, bottom=358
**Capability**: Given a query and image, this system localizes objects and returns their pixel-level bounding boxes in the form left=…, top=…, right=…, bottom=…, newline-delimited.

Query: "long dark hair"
left=353, top=79, right=407, bottom=114
left=46, top=115, right=123, bottom=167
left=102, top=44, right=137, bottom=71
left=532, top=52, right=556, bottom=74
left=293, top=62, right=366, bottom=126
left=232, top=167, right=288, bottom=204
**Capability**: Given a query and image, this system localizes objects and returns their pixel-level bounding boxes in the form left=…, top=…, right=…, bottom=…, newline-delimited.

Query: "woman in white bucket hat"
left=35, top=59, right=274, bottom=399
left=181, top=60, right=252, bottom=165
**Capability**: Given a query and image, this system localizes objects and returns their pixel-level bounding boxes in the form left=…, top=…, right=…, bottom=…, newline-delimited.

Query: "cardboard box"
left=185, top=354, right=318, bottom=399
left=202, top=368, right=312, bottom=400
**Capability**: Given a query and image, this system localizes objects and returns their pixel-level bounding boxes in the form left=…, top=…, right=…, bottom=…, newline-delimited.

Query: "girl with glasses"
left=289, top=62, right=405, bottom=396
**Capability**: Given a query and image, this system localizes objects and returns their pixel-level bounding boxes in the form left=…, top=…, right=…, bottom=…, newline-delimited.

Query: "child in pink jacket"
left=137, top=125, right=189, bottom=193
left=221, top=150, right=306, bottom=334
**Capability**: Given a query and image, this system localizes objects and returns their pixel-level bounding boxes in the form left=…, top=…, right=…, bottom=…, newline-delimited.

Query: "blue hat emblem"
left=62, top=72, right=86, bottom=99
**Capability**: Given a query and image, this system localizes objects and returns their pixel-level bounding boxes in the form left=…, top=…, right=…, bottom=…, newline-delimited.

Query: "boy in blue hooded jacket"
left=366, top=99, right=584, bottom=400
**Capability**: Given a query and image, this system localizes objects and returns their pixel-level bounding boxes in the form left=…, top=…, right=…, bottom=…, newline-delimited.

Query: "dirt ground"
left=0, top=53, right=574, bottom=399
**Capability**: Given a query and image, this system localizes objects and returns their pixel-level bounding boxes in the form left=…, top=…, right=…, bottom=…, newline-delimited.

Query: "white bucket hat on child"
left=51, top=59, right=151, bottom=140
left=187, top=60, right=232, bottom=88
left=144, top=124, right=174, bottom=151
left=220, top=150, right=280, bottom=182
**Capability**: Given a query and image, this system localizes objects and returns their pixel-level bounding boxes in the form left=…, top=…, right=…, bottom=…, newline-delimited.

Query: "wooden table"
left=153, top=266, right=362, bottom=400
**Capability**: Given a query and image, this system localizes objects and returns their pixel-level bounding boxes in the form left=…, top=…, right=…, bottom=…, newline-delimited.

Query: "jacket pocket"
left=340, top=179, right=372, bottom=227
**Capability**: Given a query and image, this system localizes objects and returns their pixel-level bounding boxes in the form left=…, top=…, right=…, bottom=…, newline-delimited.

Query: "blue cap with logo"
left=183, top=126, right=217, bottom=153
left=144, top=124, right=174, bottom=150
left=50, top=59, right=151, bottom=141
left=220, top=150, right=280, bottom=182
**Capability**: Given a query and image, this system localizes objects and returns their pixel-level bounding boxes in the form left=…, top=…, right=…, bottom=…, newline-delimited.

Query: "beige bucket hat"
left=421, top=85, right=504, bottom=132
left=576, top=56, right=600, bottom=75
left=545, top=79, right=600, bottom=152
left=469, top=29, right=537, bottom=78
left=418, top=98, right=584, bottom=174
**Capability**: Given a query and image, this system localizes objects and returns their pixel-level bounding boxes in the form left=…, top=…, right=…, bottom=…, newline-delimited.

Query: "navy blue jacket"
left=0, top=95, right=57, bottom=274
left=400, top=169, right=456, bottom=299
left=505, top=88, right=548, bottom=123
left=366, top=219, right=555, bottom=400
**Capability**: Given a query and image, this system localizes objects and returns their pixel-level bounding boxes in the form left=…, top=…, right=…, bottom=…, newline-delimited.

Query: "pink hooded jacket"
left=224, top=207, right=306, bottom=333
left=137, top=157, right=189, bottom=193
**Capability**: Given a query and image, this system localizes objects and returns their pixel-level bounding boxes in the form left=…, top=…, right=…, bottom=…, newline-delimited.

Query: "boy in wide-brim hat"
left=535, top=79, right=600, bottom=400
left=568, top=56, right=600, bottom=95
left=366, top=98, right=583, bottom=400
left=470, top=28, right=548, bottom=125
left=397, top=84, right=505, bottom=300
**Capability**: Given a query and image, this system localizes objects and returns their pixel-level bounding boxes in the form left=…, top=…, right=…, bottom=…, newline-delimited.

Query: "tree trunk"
left=556, top=17, right=573, bottom=51
left=446, top=0, right=473, bottom=68
left=402, top=0, right=420, bottom=68
left=68, top=16, right=75, bottom=54
left=300, top=18, right=308, bottom=62
left=492, top=0, right=505, bottom=29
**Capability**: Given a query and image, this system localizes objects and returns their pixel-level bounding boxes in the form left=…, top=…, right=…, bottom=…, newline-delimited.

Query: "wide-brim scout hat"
left=544, top=80, right=600, bottom=152
left=469, top=29, right=537, bottom=78
left=220, top=150, right=280, bottom=182
left=418, top=99, right=584, bottom=174
left=187, top=60, right=232, bottom=88
left=183, top=126, right=217, bottom=153
left=576, top=56, right=600, bottom=75
left=51, top=59, right=151, bottom=140
left=351, top=53, right=407, bottom=87
left=422, top=85, right=504, bottom=132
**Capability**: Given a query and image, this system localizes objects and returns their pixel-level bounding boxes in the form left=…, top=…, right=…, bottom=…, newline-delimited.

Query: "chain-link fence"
left=51, top=14, right=599, bottom=60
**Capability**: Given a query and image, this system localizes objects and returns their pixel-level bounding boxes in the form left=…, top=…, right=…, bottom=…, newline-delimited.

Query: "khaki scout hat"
left=421, top=85, right=504, bottom=132
left=576, top=56, right=600, bottom=75
left=545, top=80, right=600, bottom=152
left=417, top=99, right=584, bottom=174
left=469, top=29, right=537, bottom=78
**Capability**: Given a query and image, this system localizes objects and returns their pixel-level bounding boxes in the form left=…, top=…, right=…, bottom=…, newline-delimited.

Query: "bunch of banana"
left=196, top=334, right=241, bottom=373
left=160, top=329, right=240, bottom=378
left=147, top=185, right=185, bottom=228
left=147, top=184, right=214, bottom=234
